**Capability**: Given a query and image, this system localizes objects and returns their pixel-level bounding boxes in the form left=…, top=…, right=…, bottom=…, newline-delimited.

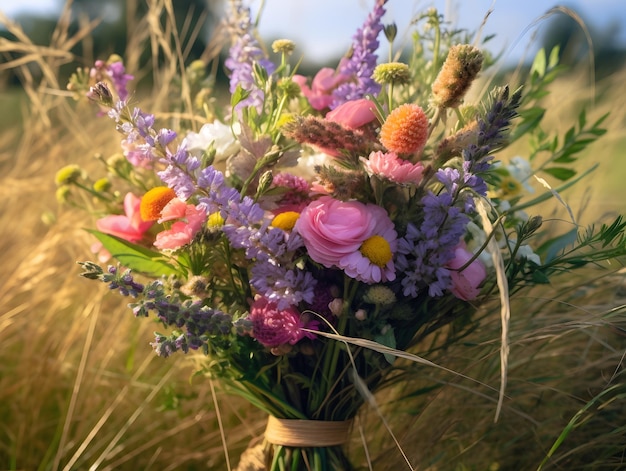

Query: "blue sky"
left=3, top=0, right=625, bottom=65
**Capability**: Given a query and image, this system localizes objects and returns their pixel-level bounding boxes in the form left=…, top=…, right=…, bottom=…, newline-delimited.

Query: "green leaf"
left=537, top=228, right=579, bottom=263
left=530, top=48, right=547, bottom=78
left=230, top=84, right=250, bottom=108
left=88, top=230, right=180, bottom=277
left=543, top=167, right=577, bottom=181
left=374, top=327, right=397, bottom=365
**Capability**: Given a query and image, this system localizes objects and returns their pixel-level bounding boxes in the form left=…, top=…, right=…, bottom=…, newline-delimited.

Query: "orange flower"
left=379, top=104, right=428, bottom=155
left=140, top=186, right=176, bottom=221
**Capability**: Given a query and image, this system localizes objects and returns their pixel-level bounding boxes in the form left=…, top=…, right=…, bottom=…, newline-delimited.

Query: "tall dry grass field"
left=0, top=3, right=625, bottom=470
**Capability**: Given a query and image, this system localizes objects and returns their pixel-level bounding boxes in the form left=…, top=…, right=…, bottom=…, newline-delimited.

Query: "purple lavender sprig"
left=225, top=0, right=276, bottom=112
left=129, top=280, right=238, bottom=357
left=331, top=0, right=388, bottom=108
left=78, top=262, right=144, bottom=297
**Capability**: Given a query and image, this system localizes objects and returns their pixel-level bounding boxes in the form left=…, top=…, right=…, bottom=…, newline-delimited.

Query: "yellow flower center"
left=360, top=235, right=392, bottom=267
left=498, top=176, right=522, bottom=197
left=140, top=186, right=176, bottom=221
left=207, top=212, right=225, bottom=228
left=271, top=211, right=300, bottom=231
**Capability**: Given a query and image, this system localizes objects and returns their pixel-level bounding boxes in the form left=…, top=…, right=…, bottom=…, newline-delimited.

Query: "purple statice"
left=331, top=0, right=387, bottom=108
left=225, top=0, right=276, bottom=112
left=250, top=262, right=316, bottom=310
left=106, top=61, right=134, bottom=101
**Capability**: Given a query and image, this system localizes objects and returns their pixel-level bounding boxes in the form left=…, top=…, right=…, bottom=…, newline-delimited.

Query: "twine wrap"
left=264, top=416, right=353, bottom=447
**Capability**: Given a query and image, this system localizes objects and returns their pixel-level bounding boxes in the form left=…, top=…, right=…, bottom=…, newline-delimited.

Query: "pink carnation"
left=96, top=192, right=153, bottom=242
left=364, top=151, right=425, bottom=185
left=153, top=200, right=206, bottom=250
left=249, top=296, right=317, bottom=348
left=325, top=98, right=378, bottom=130
left=447, top=245, right=487, bottom=301
left=293, top=68, right=350, bottom=111
left=295, top=196, right=397, bottom=283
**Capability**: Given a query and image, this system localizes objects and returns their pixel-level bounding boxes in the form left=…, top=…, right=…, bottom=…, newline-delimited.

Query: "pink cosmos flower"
left=325, top=98, right=378, bottom=130
left=249, top=296, right=318, bottom=348
left=293, top=68, right=350, bottom=111
left=447, top=245, right=487, bottom=301
left=96, top=192, right=153, bottom=242
left=295, top=196, right=397, bottom=284
left=364, top=151, right=425, bottom=185
left=153, top=199, right=207, bottom=250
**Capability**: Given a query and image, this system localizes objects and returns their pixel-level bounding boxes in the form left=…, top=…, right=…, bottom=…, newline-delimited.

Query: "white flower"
left=183, top=120, right=240, bottom=162
left=507, top=156, right=534, bottom=193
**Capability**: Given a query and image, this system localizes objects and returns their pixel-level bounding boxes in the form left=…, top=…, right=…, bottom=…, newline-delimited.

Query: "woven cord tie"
left=264, top=416, right=353, bottom=447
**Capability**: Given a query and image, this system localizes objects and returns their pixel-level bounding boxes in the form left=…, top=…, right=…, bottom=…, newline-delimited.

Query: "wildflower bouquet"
left=57, top=0, right=626, bottom=469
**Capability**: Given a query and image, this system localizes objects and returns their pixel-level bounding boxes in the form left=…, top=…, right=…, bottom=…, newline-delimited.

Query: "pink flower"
left=364, top=151, right=425, bottom=185
left=153, top=199, right=206, bottom=250
left=325, top=98, right=378, bottom=130
left=96, top=192, right=153, bottom=242
left=447, top=245, right=487, bottom=301
left=293, top=68, right=350, bottom=111
left=249, top=296, right=318, bottom=348
left=295, top=196, right=397, bottom=283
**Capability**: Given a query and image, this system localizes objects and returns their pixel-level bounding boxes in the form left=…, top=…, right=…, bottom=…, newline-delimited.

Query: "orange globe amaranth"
left=140, top=186, right=177, bottom=221
left=379, top=104, right=429, bottom=155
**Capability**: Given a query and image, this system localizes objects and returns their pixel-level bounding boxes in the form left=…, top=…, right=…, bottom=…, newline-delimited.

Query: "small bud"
left=55, top=164, right=83, bottom=186
left=328, top=298, right=344, bottom=316
left=373, top=62, right=410, bottom=85
left=272, top=39, right=296, bottom=55
left=384, top=22, right=398, bottom=42
left=55, top=186, right=72, bottom=204
left=277, top=78, right=301, bottom=99
left=87, top=81, right=114, bottom=106
left=93, top=177, right=111, bottom=193
left=355, top=309, right=367, bottom=321
left=256, top=170, right=274, bottom=196
left=363, top=285, right=396, bottom=306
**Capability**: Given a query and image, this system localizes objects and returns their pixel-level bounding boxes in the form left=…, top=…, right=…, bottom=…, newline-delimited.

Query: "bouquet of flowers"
left=56, top=0, right=626, bottom=469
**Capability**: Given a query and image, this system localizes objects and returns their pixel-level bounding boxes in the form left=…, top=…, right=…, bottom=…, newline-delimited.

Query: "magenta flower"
left=446, top=245, right=487, bottom=300
left=153, top=199, right=207, bottom=250
left=295, top=196, right=397, bottom=283
left=364, top=151, right=425, bottom=185
left=96, top=192, right=153, bottom=242
left=325, top=98, right=378, bottom=130
left=293, top=68, right=350, bottom=111
left=249, top=296, right=318, bottom=348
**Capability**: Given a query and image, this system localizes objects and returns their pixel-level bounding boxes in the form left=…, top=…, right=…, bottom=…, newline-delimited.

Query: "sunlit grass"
left=0, top=2, right=625, bottom=470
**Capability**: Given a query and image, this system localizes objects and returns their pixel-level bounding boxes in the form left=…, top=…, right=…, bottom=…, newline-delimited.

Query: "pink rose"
left=364, top=151, right=425, bottom=185
left=325, top=98, right=378, bottom=130
left=295, top=196, right=397, bottom=283
left=447, top=245, right=487, bottom=300
left=154, top=201, right=206, bottom=250
left=293, top=68, right=350, bottom=111
left=96, top=192, right=153, bottom=242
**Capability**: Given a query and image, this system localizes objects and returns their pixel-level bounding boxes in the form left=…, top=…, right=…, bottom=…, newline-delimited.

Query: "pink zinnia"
left=249, top=296, right=317, bottom=348
left=364, top=151, right=425, bottom=185
left=153, top=199, right=206, bottom=250
left=446, top=245, right=487, bottom=301
left=295, top=196, right=397, bottom=284
left=293, top=68, right=350, bottom=111
left=96, top=192, right=153, bottom=242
